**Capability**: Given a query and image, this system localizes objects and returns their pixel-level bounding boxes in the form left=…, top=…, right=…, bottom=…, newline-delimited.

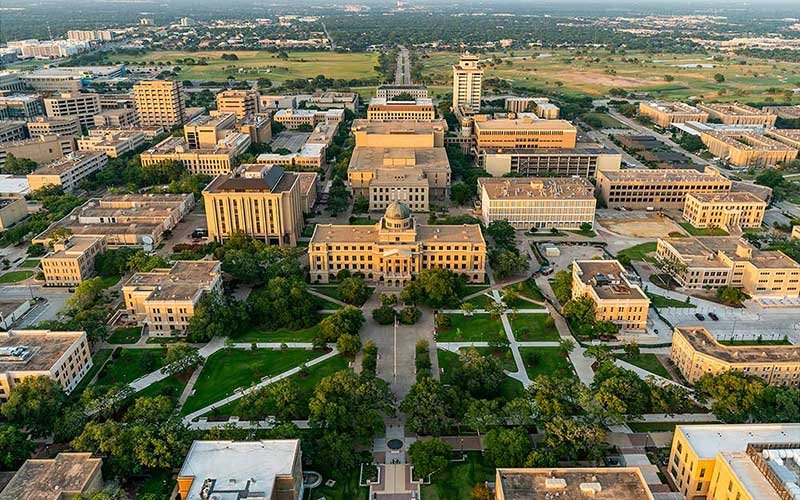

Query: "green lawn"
left=437, top=349, right=524, bottom=402
left=509, top=314, right=559, bottom=341
left=94, top=349, right=168, bottom=389
left=136, top=470, right=175, bottom=499
left=461, top=293, right=497, bottom=309
left=616, top=242, right=657, bottom=265
left=472, top=347, right=517, bottom=371
left=679, top=222, right=728, bottom=237
left=309, top=468, right=369, bottom=500
left=72, top=349, right=112, bottom=396
left=460, top=284, right=490, bottom=298
left=137, top=372, right=191, bottom=401
left=581, top=112, right=629, bottom=129
left=719, top=338, right=791, bottom=346
left=519, top=347, right=574, bottom=380
left=182, top=348, right=323, bottom=416
left=238, top=324, right=322, bottom=343
left=421, top=452, right=495, bottom=500
left=18, top=259, right=40, bottom=268
left=311, top=285, right=375, bottom=306
left=96, top=275, right=122, bottom=289
left=506, top=279, right=546, bottom=303
left=106, top=327, right=142, bottom=344
left=314, top=295, right=342, bottom=311
left=615, top=353, right=671, bottom=379
left=0, top=270, right=33, bottom=283
left=646, top=292, right=696, bottom=309
left=436, top=314, right=504, bottom=342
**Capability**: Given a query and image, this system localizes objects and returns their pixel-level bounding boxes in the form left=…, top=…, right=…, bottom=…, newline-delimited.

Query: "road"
left=395, top=45, right=411, bottom=85
left=0, top=284, right=70, bottom=327
left=321, top=22, right=336, bottom=51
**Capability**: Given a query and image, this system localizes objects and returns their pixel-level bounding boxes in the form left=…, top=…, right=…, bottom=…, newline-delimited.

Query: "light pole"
left=393, top=316, right=397, bottom=381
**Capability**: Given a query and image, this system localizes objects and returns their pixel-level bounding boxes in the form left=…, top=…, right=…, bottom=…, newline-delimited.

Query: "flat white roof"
left=0, top=174, right=30, bottom=195
left=678, top=423, right=800, bottom=458
left=718, top=452, right=781, bottom=500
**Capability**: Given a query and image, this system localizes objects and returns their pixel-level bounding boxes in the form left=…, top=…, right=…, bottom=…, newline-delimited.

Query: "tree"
left=713, top=73, right=725, bottom=83
left=3, top=153, right=37, bottom=175
left=464, top=399, right=503, bottom=436
left=247, top=276, right=318, bottom=331
left=695, top=371, right=800, bottom=423
left=454, top=348, right=505, bottom=399
left=558, top=338, right=576, bottom=356
left=543, top=417, right=606, bottom=463
left=318, top=306, right=365, bottom=344
left=238, top=378, right=302, bottom=422
left=336, top=333, right=362, bottom=359
left=450, top=183, right=472, bottom=205
left=66, top=277, right=105, bottom=311
left=484, top=427, right=532, bottom=467
left=471, top=484, right=492, bottom=500
left=372, top=304, right=396, bottom=325
left=398, top=306, right=421, bottom=325
left=623, top=341, right=640, bottom=358
left=74, top=487, right=127, bottom=500
left=550, top=269, right=573, bottom=305
left=362, top=340, right=378, bottom=375
left=408, top=438, right=451, bottom=478
left=503, top=397, right=535, bottom=427
left=338, top=276, right=371, bottom=305
left=401, top=375, right=459, bottom=436
left=0, top=424, right=34, bottom=469
left=1, top=376, right=66, bottom=438
left=187, top=292, right=249, bottom=342
left=491, top=249, right=529, bottom=279
left=592, top=362, right=651, bottom=422
left=161, top=342, right=201, bottom=375
left=717, top=286, right=748, bottom=306
left=122, top=395, right=175, bottom=425
left=462, top=302, right=476, bottom=316
left=486, top=220, right=516, bottom=248
left=584, top=344, right=613, bottom=365
left=400, top=268, right=467, bottom=309
left=352, top=195, right=369, bottom=214
left=530, top=375, right=587, bottom=422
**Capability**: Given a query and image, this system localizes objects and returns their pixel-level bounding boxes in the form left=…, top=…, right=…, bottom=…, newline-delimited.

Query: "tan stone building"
left=452, top=53, right=483, bottom=111
left=639, top=101, right=709, bottom=128
left=477, top=146, right=622, bottom=178
left=133, top=80, right=186, bottom=128
left=256, top=144, right=325, bottom=171
left=123, top=260, right=222, bottom=336
left=0, top=121, right=27, bottom=143
left=140, top=133, right=251, bottom=176
left=236, top=113, right=272, bottom=145
left=309, top=91, right=358, bottom=112
left=696, top=103, right=777, bottom=127
left=0, top=453, right=103, bottom=500
left=683, top=192, right=766, bottom=230
left=352, top=119, right=446, bottom=148
left=0, top=134, right=76, bottom=169
left=0, top=195, right=27, bottom=231
left=273, top=108, right=344, bottom=129
left=571, top=260, right=650, bottom=331
left=765, top=128, right=800, bottom=149
left=177, top=440, right=303, bottom=500
left=700, top=131, right=797, bottom=168
left=203, top=165, right=304, bottom=245
left=215, top=89, right=260, bottom=118
left=376, top=84, right=428, bottom=100
left=92, top=108, right=140, bottom=128
left=43, top=92, right=102, bottom=128
left=494, top=468, right=655, bottom=500
left=473, top=116, right=577, bottom=150
left=309, top=202, right=486, bottom=287
left=27, top=115, right=82, bottom=138
left=478, top=177, right=596, bottom=230
left=296, top=172, right=318, bottom=213
left=367, top=97, right=436, bottom=121
left=671, top=326, right=800, bottom=386
left=41, top=236, right=106, bottom=286
left=27, top=151, right=108, bottom=193
left=656, top=236, right=800, bottom=297
left=0, top=330, right=92, bottom=400
left=77, top=130, right=146, bottom=158
left=595, top=167, right=732, bottom=209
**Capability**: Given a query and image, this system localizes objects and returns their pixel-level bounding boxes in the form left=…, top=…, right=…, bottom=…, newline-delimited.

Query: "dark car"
left=694, top=313, right=705, bottom=321
left=708, top=312, right=719, bottom=321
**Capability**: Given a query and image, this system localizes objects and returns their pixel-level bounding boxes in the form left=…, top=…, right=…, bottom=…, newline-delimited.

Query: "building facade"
left=700, top=131, right=797, bottom=168
left=366, top=98, right=436, bottom=121
left=639, top=101, right=709, bottom=127
left=696, top=103, right=777, bottom=127
left=27, top=116, right=82, bottom=138
left=43, top=92, right=102, bottom=128
left=92, top=108, right=140, bottom=129
left=0, top=134, right=75, bottom=169
left=140, top=134, right=250, bottom=176
left=27, top=151, right=108, bottom=193
left=351, top=119, right=446, bottom=148
left=41, top=236, right=106, bottom=287
left=376, top=84, right=428, bottom=100
left=273, top=108, right=344, bottom=129
left=596, top=168, right=732, bottom=209
left=77, top=130, right=146, bottom=158
left=452, top=53, right=483, bottom=111
left=477, top=146, right=622, bottom=178
left=133, top=80, right=186, bottom=128
left=0, top=196, right=27, bottom=231
left=683, top=192, right=766, bottom=230
left=215, top=89, right=260, bottom=118
left=472, top=117, right=577, bottom=150
left=0, top=121, right=27, bottom=143
left=309, top=91, right=358, bottom=112
left=571, top=260, right=650, bottom=331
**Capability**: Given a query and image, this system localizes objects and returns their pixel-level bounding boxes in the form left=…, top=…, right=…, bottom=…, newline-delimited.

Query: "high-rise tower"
left=452, top=52, right=483, bottom=111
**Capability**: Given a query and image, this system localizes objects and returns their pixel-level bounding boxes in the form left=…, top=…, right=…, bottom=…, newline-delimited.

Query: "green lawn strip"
left=507, top=279, right=545, bottom=302
left=421, top=452, right=495, bottom=500
left=135, top=470, right=175, bottom=499
left=145, top=336, right=184, bottom=345
left=136, top=370, right=191, bottom=401
left=72, top=349, right=112, bottom=396
left=437, top=349, right=524, bottom=402
left=309, top=468, right=369, bottom=500
left=519, top=347, right=574, bottom=380
left=237, top=323, right=322, bottom=343
left=627, top=421, right=718, bottom=433
left=581, top=112, right=629, bottom=129
left=314, top=294, right=343, bottom=310
left=460, top=284, right=490, bottom=298
left=106, top=327, right=142, bottom=344
left=646, top=292, right=696, bottom=309
left=436, top=314, right=504, bottom=342
left=181, top=348, right=322, bottom=416
left=679, top=222, right=728, bottom=237
left=94, top=349, right=168, bottom=389
left=96, top=275, right=122, bottom=289
left=0, top=270, right=33, bottom=283
left=462, top=293, right=496, bottom=309
left=568, top=229, right=598, bottom=238
left=615, top=353, right=671, bottom=379
left=719, top=338, right=791, bottom=346
left=616, top=242, right=657, bottom=264
left=509, top=314, right=559, bottom=341
left=311, top=285, right=375, bottom=306
left=19, top=259, right=40, bottom=268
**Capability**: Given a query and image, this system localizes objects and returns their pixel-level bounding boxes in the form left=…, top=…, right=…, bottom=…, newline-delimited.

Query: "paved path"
left=437, top=341, right=560, bottom=351
left=614, top=359, right=691, bottom=390
left=177, top=365, right=204, bottom=408
left=128, top=337, right=226, bottom=392
left=308, top=288, right=348, bottom=307
left=187, top=418, right=311, bottom=430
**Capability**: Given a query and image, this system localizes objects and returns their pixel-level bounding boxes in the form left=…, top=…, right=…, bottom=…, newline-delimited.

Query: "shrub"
left=399, top=306, right=421, bottom=325
left=372, top=305, right=396, bottom=325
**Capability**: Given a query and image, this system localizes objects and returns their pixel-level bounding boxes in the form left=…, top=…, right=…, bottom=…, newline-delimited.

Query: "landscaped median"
left=509, top=313, right=559, bottom=341
left=435, top=313, right=504, bottom=342
left=519, top=347, right=575, bottom=380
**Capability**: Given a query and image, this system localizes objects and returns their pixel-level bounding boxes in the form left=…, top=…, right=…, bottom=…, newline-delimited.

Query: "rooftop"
left=143, top=135, right=243, bottom=156
left=643, top=101, right=705, bottom=114
left=0, top=300, right=27, bottom=318
left=701, top=131, right=795, bottom=152
left=478, top=145, right=617, bottom=155
left=351, top=118, right=447, bottom=134
left=474, top=117, right=576, bottom=132
left=686, top=191, right=766, bottom=205
left=598, top=168, right=729, bottom=184
left=698, top=102, right=774, bottom=117
left=0, top=330, right=85, bottom=373
left=478, top=177, right=595, bottom=200
left=311, top=222, right=484, bottom=245
left=718, top=451, right=782, bottom=500
left=44, top=236, right=103, bottom=260
left=348, top=147, right=449, bottom=173
left=0, top=453, right=102, bottom=500
left=675, top=326, right=800, bottom=365
left=661, top=236, right=800, bottom=270
left=369, top=97, right=434, bottom=107
left=496, top=468, right=653, bottom=500
left=30, top=151, right=105, bottom=177
left=123, top=261, right=220, bottom=302
left=206, top=165, right=298, bottom=194
left=676, top=423, right=800, bottom=458
left=574, top=260, right=647, bottom=301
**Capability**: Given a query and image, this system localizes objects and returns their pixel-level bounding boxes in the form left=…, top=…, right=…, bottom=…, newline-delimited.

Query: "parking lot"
left=533, top=241, right=606, bottom=270
left=270, top=131, right=310, bottom=153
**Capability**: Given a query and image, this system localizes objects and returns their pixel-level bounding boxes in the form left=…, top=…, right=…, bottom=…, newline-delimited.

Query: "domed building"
left=309, top=202, right=486, bottom=288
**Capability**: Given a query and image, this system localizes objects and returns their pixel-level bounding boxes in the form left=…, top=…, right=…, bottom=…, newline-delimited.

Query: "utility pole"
left=393, top=316, right=397, bottom=381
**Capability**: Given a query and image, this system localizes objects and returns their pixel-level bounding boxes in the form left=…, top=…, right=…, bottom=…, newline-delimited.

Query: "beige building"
left=639, top=101, right=709, bottom=128
left=700, top=131, right=797, bottom=168
left=668, top=423, right=800, bottom=500
left=683, top=192, right=766, bottom=230
left=273, top=108, right=344, bottom=129
left=696, top=103, right=777, bottom=127
left=494, top=468, right=654, bottom=500
left=477, top=146, right=621, bottom=178
left=92, top=108, right=139, bottom=128
left=133, top=80, right=186, bottom=128
left=478, top=177, right=596, bottom=230
left=123, top=260, right=222, bottom=336
left=77, top=130, right=146, bottom=158
left=0, top=93, right=44, bottom=121
left=203, top=165, right=304, bottom=245
left=140, top=133, right=250, bottom=176
left=257, top=144, right=325, bottom=171
left=473, top=116, right=577, bottom=150
left=177, top=440, right=303, bottom=500
left=596, top=167, right=732, bottom=209
left=309, top=202, right=486, bottom=287
left=43, top=92, right=101, bottom=128
left=27, top=116, right=82, bottom=138
left=0, top=329, right=92, bottom=400
left=367, top=97, right=436, bottom=121
left=572, top=260, right=650, bottom=331
left=215, top=89, right=260, bottom=118
left=0, top=134, right=76, bottom=168
left=656, top=236, right=800, bottom=297
left=0, top=453, right=103, bottom=500
left=0, top=196, right=28, bottom=231
left=309, top=91, right=358, bottom=112
left=671, top=326, right=800, bottom=386
left=0, top=121, right=27, bottom=143
left=92, top=125, right=165, bottom=141
left=27, top=151, right=108, bottom=193
left=452, top=53, right=483, bottom=111
left=236, top=113, right=272, bottom=145
left=765, top=128, right=800, bottom=149
left=297, top=172, right=318, bottom=213
left=376, top=84, right=428, bottom=100
left=348, top=147, right=450, bottom=212
left=351, top=119, right=446, bottom=148
left=41, top=236, right=106, bottom=286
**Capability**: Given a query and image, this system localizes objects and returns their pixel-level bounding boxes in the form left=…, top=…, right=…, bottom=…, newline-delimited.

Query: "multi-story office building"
left=472, top=117, right=577, bottom=150
left=259, top=94, right=296, bottom=111
left=297, top=172, right=318, bottom=213
left=92, top=126, right=164, bottom=141
left=123, top=261, right=222, bottom=336
left=203, top=165, right=304, bottom=245
left=0, top=330, right=92, bottom=399
left=133, top=80, right=186, bottom=128
left=43, top=92, right=102, bottom=129
left=67, top=30, right=113, bottom=42
left=477, top=146, right=622, bottom=178
left=351, top=119, right=446, bottom=148
left=763, top=105, right=800, bottom=120
left=309, top=91, right=358, bottom=112
left=215, top=89, right=260, bottom=118
left=667, top=423, right=800, bottom=500
left=256, top=144, right=325, bottom=171
left=177, top=440, right=303, bottom=500
left=656, top=236, right=800, bottom=297
left=27, top=116, right=82, bottom=138
left=596, top=168, right=732, bottom=209
left=452, top=53, right=483, bottom=111
left=140, top=133, right=250, bottom=176
left=571, top=260, right=650, bottom=331
left=41, top=236, right=106, bottom=286
left=272, top=108, right=344, bottom=129
left=697, top=103, right=777, bottom=127
left=27, top=151, right=107, bottom=193
left=0, top=94, right=44, bottom=120
left=0, top=72, right=26, bottom=92
left=0, top=121, right=27, bottom=143
left=494, top=468, right=655, bottom=500
left=183, top=113, right=238, bottom=148
left=683, top=192, right=766, bottom=230
left=639, top=101, right=710, bottom=127
left=0, top=453, right=103, bottom=499
left=0, top=196, right=28, bottom=231
left=478, top=177, right=596, bottom=230
left=92, top=108, right=139, bottom=128
left=348, top=147, right=450, bottom=212
left=376, top=84, right=428, bottom=100
left=765, top=128, right=800, bottom=149
left=236, top=113, right=272, bottom=145
left=309, top=202, right=486, bottom=287
left=366, top=97, right=436, bottom=121
left=0, top=134, right=75, bottom=168
left=671, top=326, right=800, bottom=386
left=77, top=130, right=146, bottom=158
left=700, top=131, right=797, bottom=168
left=99, top=92, right=136, bottom=111
left=305, top=121, right=337, bottom=148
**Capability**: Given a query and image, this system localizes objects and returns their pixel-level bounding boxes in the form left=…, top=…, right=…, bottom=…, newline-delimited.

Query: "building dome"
left=385, top=201, right=411, bottom=221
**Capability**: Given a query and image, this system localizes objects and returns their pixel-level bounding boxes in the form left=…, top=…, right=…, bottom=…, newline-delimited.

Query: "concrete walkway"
left=186, top=418, right=311, bottom=430
left=614, top=358, right=691, bottom=390
left=129, top=337, right=226, bottom=392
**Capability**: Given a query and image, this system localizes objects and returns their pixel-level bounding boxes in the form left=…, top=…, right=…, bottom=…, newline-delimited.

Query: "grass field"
left=462, top=293, right=497, bottom=309
left=72, top=349, right=112, bottom=396
left=520, top=347, right=574, bottom=380
left=106, top=327, right=142, bottom=344
left=94, top=349, right=167, bottom=389
left=103, top=50, right=380, bottom=83
left=506, top=279, right=546, bottom=303
left=421, top=452, right=495, bottom=500
left=238, top=323, right=322, bottom=343
left=616, top=242, right=658, bottom=265
left=646, top=292, right=696, bottom=309
left=18, top=259, right=40, bottom=268
left=309, top=468, right=369, bottom=500
left=581, top=112, right=629, bottom=129
left=679, top=222, right=728, bottom=237
left=0, top=270, right=33, bottom=283
left=436, top=314, right=504, bottom=342
left=615, top=353, right=671, bottom=379
left=509, top=314, right=559, bottom=341
left=311, top=285, right=375, bottom=306
left=437, top=349, right=524, bottom=402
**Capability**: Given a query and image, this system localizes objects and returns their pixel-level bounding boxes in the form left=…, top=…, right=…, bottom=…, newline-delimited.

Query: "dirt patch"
left=554, top=70, right=661, bottom=89
left=598, top=217, right=684, bottom=238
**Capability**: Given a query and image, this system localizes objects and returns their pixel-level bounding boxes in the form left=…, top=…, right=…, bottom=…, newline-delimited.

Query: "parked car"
left=694, top=313, right=705, bottom=321
left=708, top=312, right=719, bottom=321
